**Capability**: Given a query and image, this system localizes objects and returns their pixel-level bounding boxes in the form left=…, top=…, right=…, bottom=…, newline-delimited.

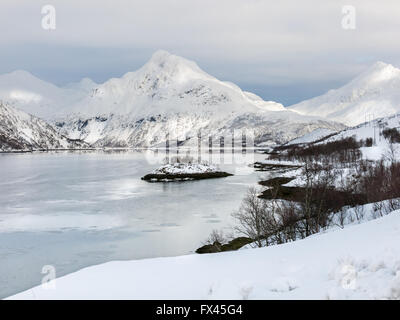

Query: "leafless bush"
left=296, top=160, right=337, bottom=235
left=233, top=150, right=400, bottom=248
left=336, top=207, right=348, bottom=228
left=200, top=229, right=227, bottom=252
left=232, top=187, right=274, bottom=247
left=383, top=198, right=400, bottom=215
left=383, top=128, right=400, bottom=143
left=280, top=137, right=362, bottom=165
left=353, top=205, right=365, bottom=222
left=205, top=229, right=226, bottom=245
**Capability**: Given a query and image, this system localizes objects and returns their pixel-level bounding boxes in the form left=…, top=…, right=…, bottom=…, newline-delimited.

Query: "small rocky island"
left=141, top=163, right=233, bottom=182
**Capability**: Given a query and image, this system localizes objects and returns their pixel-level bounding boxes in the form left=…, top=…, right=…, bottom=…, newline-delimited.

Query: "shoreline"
left=0, top=146, right=270, bottom=154
left=196, top=160, right=302, bottom=254
left=8, top=211, right=400, bottom=299
left=142, top=171, right=233, bottom=182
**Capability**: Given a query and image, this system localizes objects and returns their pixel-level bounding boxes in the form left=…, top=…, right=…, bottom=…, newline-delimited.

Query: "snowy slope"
left=56, top=50, right=344, bottom=147
left=0, top=103, right=88, bottom=151
left=285, top=128, right=336, bottom=146
left=62, top=78, right=97, bottom=94
left=0, top=70, right=97, bottom=119
left=289, top=62, right=400, bottom=126
left=68, top=50, right=286, bottom=117
left=9, top=210, right=400, bottom=300
left=314, top=113, right=400, bottom=161
left=279, top=113, right=400, bottom=162
left=151, top=163, right=219, bottom=174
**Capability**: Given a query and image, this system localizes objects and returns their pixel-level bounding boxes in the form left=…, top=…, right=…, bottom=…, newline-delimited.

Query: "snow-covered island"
left=142, top=163, right=233, bottom=182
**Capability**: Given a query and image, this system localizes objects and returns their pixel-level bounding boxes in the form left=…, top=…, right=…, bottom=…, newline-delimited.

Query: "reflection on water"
left=0, top=149, right=264, bottom=298
left=152, top=146, right=253, bottom=169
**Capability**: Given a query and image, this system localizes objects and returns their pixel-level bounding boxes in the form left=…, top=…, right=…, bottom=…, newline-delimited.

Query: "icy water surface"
left=0, top=149, right=265, bottom=298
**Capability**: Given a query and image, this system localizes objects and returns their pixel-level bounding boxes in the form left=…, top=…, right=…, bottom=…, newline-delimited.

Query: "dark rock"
left=220, top=237, right=253, bottom=251
left=196, top=237, right=253, bottom=254
left=141, top=171, right=233, bottom=182
left=195, top=241, right=222, bottom=254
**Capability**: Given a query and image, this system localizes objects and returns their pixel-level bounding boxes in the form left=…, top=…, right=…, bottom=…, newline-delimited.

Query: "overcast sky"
left=1, top=0, right=400, bottom=105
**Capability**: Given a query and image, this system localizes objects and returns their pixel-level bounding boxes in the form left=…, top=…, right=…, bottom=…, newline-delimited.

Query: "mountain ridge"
left=289, top=61, right=400, bottom=126
left=54, top=51, right=344, bottom=147
left=67, top=50, right=286, bottom=118
left=0, top=50, right=348, bottom=147
left=0, top=102, right=89, bottom=151
left=0, top=69, right=97, bottom=120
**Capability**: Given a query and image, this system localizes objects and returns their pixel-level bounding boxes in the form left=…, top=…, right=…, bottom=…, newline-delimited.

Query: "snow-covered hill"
left=8, top=209, right=400, bottom=299
left=0, top=103, right=88, bottom=151
left=318, top=113, right=400, bottom=161
left=55, top=50, right=344, bottom=147
left=0, top=70, right=97, bottom=119
left=289, top=62, right=400, bottom=126
left=285, top=128, right=336, bottom=146
left=283, top=112, right=400, bottom=162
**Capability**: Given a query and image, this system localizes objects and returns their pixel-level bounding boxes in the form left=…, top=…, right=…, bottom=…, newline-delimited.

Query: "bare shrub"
left=232, top=188, right=305, bottom=247
left=280, top=137, right=362, bottom=164
left=384, top=142, right=399, bottom=165
left=373, top=202, right=384, bottom=218
left=353, top=205, right=366, bottom=222
left=365, top=137, right=373, bottom=147
left=232, top=187, right=273, bottom=247
left=206, top=229, right=226, bottom=245
left=233, top=146, right=400, bottom=249
left=383, top=128, right=400, bottom=143
left=336, top=207, right=348, bottom=228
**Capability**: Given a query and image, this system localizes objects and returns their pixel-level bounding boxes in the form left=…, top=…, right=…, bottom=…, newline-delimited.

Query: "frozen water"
left=0, top=149, right=264, bottom=298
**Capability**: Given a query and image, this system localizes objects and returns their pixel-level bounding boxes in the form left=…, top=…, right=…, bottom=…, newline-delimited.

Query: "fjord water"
left=0, top=150, right=265, bottom=298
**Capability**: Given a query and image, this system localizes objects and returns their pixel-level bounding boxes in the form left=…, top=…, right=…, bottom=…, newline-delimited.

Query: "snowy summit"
left=0, top=50, right=345, bottom=149
left=289, top=61, right=400, bottom=126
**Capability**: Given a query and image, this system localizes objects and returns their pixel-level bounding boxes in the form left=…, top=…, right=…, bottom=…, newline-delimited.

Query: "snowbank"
left=8, top=210, right=400, bottom=300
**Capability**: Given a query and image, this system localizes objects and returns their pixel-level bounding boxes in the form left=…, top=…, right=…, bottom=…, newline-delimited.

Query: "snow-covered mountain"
left=0, top=102, right=88, bottom=151
left=55, top=50, right=344, bottom=147
left=68, top=50, right=286, bottom=117
left=63, top=78, right=98, bottom=94
left=289, top=62, right=400, bottom=126
left=318, top=112, right=400, bottom=161
left=0, top=70, right=97, bottom=119
left=284, top=111, right=400, bottom=162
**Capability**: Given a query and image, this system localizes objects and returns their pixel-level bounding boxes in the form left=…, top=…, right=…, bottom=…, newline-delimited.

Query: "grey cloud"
left=0, top=0, right=399, bottom=105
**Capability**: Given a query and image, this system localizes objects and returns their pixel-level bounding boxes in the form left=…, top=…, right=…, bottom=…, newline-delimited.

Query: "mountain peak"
left=353, top=61, right=400, bottom=85
left=79, top=77, right=96, bottom=86
left=289, top=60, right=400, bottom=126
left=63, top=77, right=97, bottom=93
left=366, top=61, right=398, bottom=76
left=148, top=50, right=174, bottom=64
left=139, top=50, right=211, bottom=83
left=5, top=70, right=37, bottom=80
left=371, top=61, right=391, bottom=69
